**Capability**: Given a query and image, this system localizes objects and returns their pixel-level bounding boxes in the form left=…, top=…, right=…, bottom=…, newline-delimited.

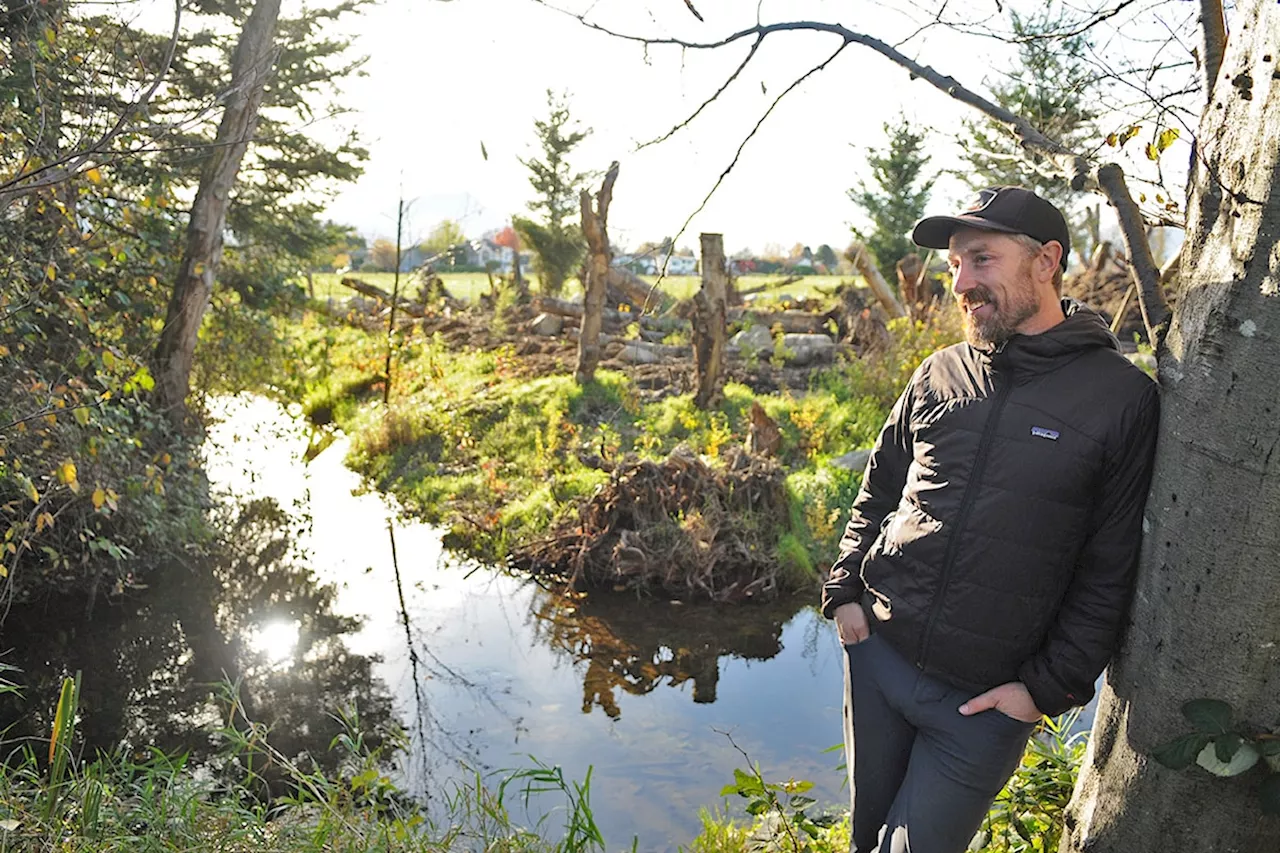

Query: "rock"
left=617, top=342, right=662, bottom=364
left=780, top=333, right=835, bottom=366
left=730, top=324, right=774, bottom=355
left=830, top=448, right=872, bottom=472
left=528, top=312, right=563, bottom=336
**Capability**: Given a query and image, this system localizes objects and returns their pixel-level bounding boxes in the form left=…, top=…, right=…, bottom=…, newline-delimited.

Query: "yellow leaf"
left=35, top=512, right=53, bottom=534
left=1145, top=143, right=1159, bottom=161
left=45, top=263, right=56, bottom=281
left=85, top=167, right=102, bottom=184
left=1157, top=127, right=1180, bottom=153
left=160, top=452, right=171, bottom=466
left=0, top=345, right=8, bottom=356
left=44, top=413, right=57, bottom=426
left=92, top=488, right=106, bottom=510
left=73, top=407, right=90, bottom=426
left=56, top=460, right=77, bottom=486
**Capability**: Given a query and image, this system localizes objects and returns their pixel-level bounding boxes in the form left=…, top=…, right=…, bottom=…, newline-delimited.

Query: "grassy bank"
left=279, top=305, right=960, bottom=594
left=0, top=671, right=1084, bottom=852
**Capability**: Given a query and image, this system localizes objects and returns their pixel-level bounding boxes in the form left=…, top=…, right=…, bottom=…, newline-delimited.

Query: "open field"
left=305, top=271, right=860, bottom=305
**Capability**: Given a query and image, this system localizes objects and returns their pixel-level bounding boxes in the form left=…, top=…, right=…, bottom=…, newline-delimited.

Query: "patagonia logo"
left=1031, top=426, right=1060, bottom=440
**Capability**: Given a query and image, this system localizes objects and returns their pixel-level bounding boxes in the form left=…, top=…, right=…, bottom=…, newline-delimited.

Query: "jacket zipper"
left=916, top=360, right=1013, bottom=670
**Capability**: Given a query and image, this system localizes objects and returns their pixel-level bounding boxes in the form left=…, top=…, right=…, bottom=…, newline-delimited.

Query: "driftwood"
left=846, top=241, right=906, bottom=319
left=692, top=233, right=729, bottom=409
left=577, top=162, right=619, bottom=384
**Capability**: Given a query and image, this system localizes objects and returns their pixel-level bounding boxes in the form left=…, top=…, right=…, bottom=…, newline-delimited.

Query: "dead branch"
left=540, top=3, right=1173, bottom=346
left=847, top=241, right=906, bottom=320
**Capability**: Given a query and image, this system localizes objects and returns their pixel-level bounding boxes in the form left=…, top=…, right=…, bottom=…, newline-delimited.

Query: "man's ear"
left=1041, top=241, right=1064, bottom=281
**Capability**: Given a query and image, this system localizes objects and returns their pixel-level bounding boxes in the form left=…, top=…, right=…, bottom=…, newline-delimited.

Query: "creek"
left=1, top=395, right=846, bottom=850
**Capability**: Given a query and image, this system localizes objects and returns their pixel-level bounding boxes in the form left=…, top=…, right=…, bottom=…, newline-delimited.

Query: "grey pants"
left=842, top=634, right=1035, bottom=853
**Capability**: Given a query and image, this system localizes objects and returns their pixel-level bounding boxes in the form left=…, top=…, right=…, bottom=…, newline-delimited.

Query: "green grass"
left=275, top=306, right=964, bottom=575
left=304, top=272, right=854, bottom=305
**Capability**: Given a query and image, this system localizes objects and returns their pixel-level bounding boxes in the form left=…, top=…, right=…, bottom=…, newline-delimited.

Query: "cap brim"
left=911, top=215, right=1023, bottom=250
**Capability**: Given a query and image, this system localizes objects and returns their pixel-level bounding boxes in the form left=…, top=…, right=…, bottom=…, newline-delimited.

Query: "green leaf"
left=1151, top=732, right=1210, bottom=769
left=1215, top=732, right=1244, bottom=763
left=1182, top=698, right=1234, bottom=734
left=745, top=799, right=768, bottom=816
left=1196, top=740, right=1258, bottom=777
left=789, top=795, right=817, bottom=810
left=1259, top=774, right=1280, bottom=816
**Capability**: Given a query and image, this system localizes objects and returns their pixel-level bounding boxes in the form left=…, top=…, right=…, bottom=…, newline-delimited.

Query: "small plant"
left=1151, top=698, right=1280, bottom=815
left=975, top=710, right=1088, bottom=852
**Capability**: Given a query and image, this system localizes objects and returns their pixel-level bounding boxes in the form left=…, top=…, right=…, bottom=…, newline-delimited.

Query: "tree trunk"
left=692, top=233, right=728, bottom=409
left=574, top=162, right=618, bottom=385
left=153, top=0, right=282, bottom=417
left=1065, top=5, right=1280, bottom=849
left=847, top=240, right=905, bottom=319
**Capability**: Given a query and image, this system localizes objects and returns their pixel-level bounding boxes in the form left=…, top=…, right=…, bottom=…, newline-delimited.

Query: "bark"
left=726, top=307, right=828, bottom=334
left=737, top=275, right=802, bottom=297
left=153, top=0, right=282, bottom=417
left=607, top=266, right=660, bottom=311
left=691, top=233, right=728, bottom=409
left=1201, top=0, right=1228, bottom=103
left=1065, top=4, right=1280, bottom=849
left=847, top=240, right=906, bottom=319
left=575, top=162, right=618, bottom=385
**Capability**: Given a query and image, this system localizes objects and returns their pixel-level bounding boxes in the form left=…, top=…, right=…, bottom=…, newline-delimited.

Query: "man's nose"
left=952, top=263, right=975, bottom=295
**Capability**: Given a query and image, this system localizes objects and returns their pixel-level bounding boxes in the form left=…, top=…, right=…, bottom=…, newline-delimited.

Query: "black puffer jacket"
left=821, top=301, right=1159, bottom=716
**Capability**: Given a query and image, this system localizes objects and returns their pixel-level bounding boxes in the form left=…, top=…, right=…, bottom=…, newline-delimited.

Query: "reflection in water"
left=533, top=591, right=800, bottom=719
left=0, top=395, right=848, bottom=850
left=0, top=494, right=397, bottom=790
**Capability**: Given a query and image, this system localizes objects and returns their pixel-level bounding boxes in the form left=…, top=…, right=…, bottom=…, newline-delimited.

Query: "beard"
left=957, top=266, right=1041, bottom=348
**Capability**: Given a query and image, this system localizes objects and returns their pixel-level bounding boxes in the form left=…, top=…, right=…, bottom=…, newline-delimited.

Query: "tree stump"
left=692, top=233, right=728, bottom=409
left=574, top=161, right=619, bottom=385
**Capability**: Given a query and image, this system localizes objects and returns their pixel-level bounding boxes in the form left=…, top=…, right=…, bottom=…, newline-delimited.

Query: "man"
left=822, top=186, right=1160, bottom=853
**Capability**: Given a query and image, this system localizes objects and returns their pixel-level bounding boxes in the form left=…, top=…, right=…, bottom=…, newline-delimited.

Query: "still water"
left=3, top=395, right=847, bottom=849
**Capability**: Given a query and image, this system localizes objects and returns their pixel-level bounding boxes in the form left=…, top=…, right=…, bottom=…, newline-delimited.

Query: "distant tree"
left=420, top=219, right=467, bottom=264
left=370, top=238, right=398, bottom=271
left=849, top=113, right=935, bottom=287
left=816, top=244, right=838, bottom=268
left=492, top=225, right=520, bottom=250
left=957, top=5, right=1099, bottom=255
left=513, top=90, right=591, bottom=296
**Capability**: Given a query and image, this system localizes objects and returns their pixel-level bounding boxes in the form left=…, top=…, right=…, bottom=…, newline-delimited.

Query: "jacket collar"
left=972, top=299, right=1118, bottom=375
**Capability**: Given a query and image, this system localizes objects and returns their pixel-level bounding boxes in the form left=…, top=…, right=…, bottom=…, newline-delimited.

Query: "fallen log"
left=736, top=275, right=802, bottom=297
left=607, top=267, right=663, bottom=311
left=727, top=307, right=829, bottom=334
left=340, top=276, right=426, bottom=317
left=534, top=295, right=688, bottom=333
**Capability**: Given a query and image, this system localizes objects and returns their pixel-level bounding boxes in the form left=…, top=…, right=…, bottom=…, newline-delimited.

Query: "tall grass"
left=0, top=671, right=613, bottom=852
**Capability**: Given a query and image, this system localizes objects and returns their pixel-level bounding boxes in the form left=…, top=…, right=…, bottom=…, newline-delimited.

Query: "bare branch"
left=1199, top=0, right=1227, bottom=103
left=1095, top=163, right=1170, bottom=343
left=655, top=41, right=848, bottom=284
left=637, top=34, right=764, bottom=150
left=682, top=0, right=704, bottom=23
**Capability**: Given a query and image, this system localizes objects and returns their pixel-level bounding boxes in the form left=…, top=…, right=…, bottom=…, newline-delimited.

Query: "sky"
left=129, top=0, right=1201, bottom=258
left=312, top=0, right=1005, bottom=255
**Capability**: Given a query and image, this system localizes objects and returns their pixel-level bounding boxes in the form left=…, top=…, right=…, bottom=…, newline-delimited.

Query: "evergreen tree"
left=849, top=114, right=935, bottom=285
left=958, top=5, right=1098, bottom=256
left=513, top=90, right=591, bottom=296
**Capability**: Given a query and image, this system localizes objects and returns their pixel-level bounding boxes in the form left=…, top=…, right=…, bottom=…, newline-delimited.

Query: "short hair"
left=1008, top=232, right=1064, bottom=296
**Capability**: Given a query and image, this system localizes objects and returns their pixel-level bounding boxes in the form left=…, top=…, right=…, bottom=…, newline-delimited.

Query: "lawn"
left=305, top=271, right=858, bottom=305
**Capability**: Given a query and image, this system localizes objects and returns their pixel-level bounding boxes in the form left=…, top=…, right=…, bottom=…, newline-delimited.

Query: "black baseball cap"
left=912, top=186, right=1070, bottom=270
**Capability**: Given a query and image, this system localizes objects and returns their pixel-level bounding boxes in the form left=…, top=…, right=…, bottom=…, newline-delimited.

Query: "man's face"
left=946, top=229, right=1043, bottom=348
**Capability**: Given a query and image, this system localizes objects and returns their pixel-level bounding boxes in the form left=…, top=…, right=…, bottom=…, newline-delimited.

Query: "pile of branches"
left=510, top=446, right=794, bottom=603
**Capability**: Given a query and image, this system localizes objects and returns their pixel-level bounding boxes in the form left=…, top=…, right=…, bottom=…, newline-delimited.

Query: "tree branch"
left=0, top=0, right=183, bottom=204
left=547, top=4, right=1184, bottom=346
left=656, top=41, right=848, bottom=283
left=637, top=34, right=763, bottom=150
left=1199, top=0, right=1227, bottom=103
